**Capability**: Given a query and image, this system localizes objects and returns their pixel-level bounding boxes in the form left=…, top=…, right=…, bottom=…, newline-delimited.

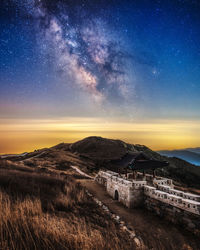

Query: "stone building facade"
left=95, top=170, right=147, bottom=208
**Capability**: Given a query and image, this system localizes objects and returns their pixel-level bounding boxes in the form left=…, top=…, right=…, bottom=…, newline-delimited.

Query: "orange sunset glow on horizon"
left=1, top=0, right=200, bottom=156
left=1, top=117, right=200, bottom=154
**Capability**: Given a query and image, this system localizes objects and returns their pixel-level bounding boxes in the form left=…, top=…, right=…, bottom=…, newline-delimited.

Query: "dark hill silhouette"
left=70, top=136, right=158, bottom=160
left=70, top=136, right=128, bottom=160
left=2, top=136, right=200, bottom=188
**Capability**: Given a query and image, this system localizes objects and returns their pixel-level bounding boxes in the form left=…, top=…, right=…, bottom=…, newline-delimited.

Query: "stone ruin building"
left=95, top=152, right=200, bottom=232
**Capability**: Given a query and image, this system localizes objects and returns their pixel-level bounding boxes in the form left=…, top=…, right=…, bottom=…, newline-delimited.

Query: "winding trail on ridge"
left=71, top=165, right=93, bottom=179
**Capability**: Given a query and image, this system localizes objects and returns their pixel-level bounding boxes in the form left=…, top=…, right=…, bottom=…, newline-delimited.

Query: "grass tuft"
left=0, top=168, right=135, bottom=250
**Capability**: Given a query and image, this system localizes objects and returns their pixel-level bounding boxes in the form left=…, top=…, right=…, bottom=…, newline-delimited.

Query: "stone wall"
left=106, top=177, right=131, bottom=207
left=129, top=188, right=144, bottom=208
left=144, top=197, right=200, bottom=236
left=144, top=185, right=200, bottom=215
left=95, top=170, right=200, bottom=234
left=96, top=171, right=147, bottom=208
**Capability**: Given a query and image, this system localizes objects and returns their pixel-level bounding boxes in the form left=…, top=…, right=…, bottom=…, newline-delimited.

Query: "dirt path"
left=71, top=165, right=93, bottom=179
left=79, top=179, right=200, bottom=250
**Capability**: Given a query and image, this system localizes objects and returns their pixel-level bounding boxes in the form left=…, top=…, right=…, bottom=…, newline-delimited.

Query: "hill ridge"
left=1, top=136, right=200, bottom=188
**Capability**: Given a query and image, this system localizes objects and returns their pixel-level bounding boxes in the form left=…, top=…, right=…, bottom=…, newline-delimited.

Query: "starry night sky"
left=0, top=0, right=200, bottom=153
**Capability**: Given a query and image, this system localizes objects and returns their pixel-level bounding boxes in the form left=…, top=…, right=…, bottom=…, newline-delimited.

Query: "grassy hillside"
left=2, top=136, right=200, bottom=188
left=1, top=138, right=200, bottom=249
left=70, top=137, right=200, bottom=188
left=0, top=161, right=136, bottom=250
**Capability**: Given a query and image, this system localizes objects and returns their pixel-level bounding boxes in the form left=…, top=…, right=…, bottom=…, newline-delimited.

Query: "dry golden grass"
left=0, top=167, right=136, bottom=250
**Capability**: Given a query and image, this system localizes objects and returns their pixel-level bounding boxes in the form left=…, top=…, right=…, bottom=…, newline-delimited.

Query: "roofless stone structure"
left=95, top=170, right=200, bottom=233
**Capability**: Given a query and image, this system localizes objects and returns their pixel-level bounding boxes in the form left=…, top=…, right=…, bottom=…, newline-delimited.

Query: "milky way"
left=1, top=0, right=200, bottom=119
left=1, top=0, right=200, bottom=153
left=14, top=0, right=135, bottom=104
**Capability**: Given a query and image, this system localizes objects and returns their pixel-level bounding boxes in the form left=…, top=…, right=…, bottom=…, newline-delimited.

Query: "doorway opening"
left=114, top=190, right=119, bottom=200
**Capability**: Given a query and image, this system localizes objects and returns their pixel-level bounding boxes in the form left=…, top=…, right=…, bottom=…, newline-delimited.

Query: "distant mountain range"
left=158, top=148, right=200, bottom=166
left=185, top=147, right=200, bottom=154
